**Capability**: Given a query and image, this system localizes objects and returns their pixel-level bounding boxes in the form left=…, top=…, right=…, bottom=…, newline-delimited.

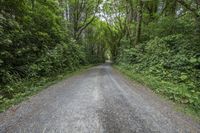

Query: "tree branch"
left=177, top=0, right=199, bottom=17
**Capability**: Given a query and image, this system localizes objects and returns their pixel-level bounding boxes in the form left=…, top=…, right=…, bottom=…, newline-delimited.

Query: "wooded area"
left=0, top=0, right=200, bottom=115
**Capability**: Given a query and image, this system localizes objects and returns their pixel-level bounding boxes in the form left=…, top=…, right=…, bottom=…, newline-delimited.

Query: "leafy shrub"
left=0, top=0, right=91, bottom=100
left=116, top=34, right=200, bottom=110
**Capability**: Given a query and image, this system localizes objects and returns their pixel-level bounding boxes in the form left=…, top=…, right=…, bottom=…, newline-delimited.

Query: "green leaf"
left=190, top=58, right=197, bottom=63
left=180, top=75, right=188, bottom=81
left=0, top=59, right=3, bottom=64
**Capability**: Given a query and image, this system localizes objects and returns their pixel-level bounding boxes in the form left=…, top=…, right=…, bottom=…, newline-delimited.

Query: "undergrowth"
left=115, top=64, right=200, bottom=120
left=0, top=65, right=93, bottom=112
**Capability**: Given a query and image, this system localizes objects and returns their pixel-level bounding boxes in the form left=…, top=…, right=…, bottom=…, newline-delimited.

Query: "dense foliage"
left=110, top=0, right=200, bottom=113
left=0, top=0, right=200, bottom=116
left=0, top=0, right=105, bottom=108
left=117, top=34, right=200, bottom=110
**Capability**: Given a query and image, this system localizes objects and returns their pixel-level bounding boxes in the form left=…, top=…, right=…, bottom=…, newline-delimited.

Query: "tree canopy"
left=0, top=0, right=200, bottom=114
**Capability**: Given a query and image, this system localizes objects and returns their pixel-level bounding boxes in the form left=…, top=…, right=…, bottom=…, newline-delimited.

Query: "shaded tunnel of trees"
left=0, top=0, right=200, bottom=114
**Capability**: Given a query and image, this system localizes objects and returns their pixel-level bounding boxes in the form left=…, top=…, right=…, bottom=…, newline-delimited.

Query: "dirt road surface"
left=0, top=64, right=200, bottom=133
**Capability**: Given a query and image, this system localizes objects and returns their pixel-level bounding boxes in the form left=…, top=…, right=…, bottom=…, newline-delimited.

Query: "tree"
left=134, top=0, right=143, bottom=46
left=65, top=0, right=102, bottom=40
left=177, top=0, right=200, bottom=37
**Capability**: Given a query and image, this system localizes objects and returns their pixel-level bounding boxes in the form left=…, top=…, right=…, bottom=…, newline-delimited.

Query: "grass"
left=0, top=65, right=94, bottom=112
left=114, top=64, right=200, bottom=121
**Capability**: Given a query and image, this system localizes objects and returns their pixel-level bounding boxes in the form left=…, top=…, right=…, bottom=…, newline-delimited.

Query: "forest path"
left=0, top=64, right=200, bottom=133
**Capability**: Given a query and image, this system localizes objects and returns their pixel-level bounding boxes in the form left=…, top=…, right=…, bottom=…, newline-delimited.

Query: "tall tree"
left=177, top=0, right=200, bottom=37
left=134, top=0, right=143, bottom=46
left=66, top=0, right=102, bottom=40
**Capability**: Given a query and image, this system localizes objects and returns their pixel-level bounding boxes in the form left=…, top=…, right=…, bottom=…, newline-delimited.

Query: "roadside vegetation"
left=0, top=65, right=93, bottom=112
left=1, top=0, right=200, bottom=118
left=110, top=1, right=200, bottom=117
left=0, top=0, right=105, bottom=111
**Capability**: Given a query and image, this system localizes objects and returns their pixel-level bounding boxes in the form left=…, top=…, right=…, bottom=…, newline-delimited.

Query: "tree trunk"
left=134, top=0, right=143, bottom=46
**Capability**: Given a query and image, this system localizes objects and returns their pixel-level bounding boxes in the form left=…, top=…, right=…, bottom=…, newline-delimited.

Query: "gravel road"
left=0, top=64, right=200, bottom=133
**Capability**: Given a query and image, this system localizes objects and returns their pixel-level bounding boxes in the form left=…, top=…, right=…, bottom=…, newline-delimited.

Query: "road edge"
left=113, top=64, right=200, bottom=123
left=0, top=64, right=96, bottom=113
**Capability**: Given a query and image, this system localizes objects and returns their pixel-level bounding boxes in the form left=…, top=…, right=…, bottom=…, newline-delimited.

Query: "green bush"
left=116, top=34, right=200, bottom=110
left=0, top=0, right=92, bottom=100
